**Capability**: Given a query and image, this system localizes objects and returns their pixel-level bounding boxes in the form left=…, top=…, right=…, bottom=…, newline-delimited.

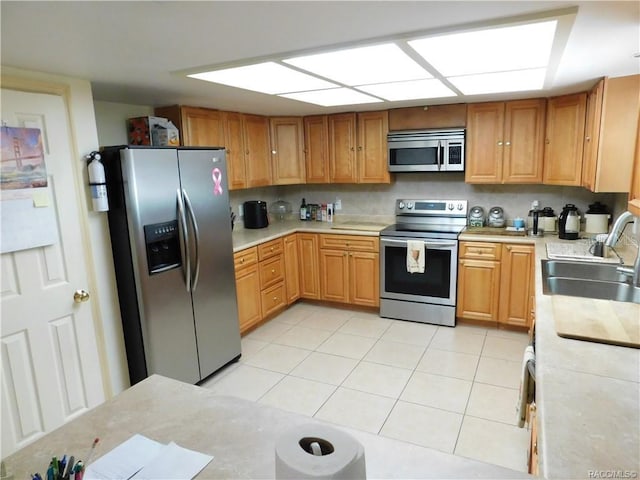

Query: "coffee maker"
left=558, top=204, right=580, bottom=240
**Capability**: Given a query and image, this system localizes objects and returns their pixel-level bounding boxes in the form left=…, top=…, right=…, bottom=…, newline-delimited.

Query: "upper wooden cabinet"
left=223, top=111, right=247, bottom=190
left=466, top=99, right=545, bottom=184
left=243, top=114, right=272, bottom=187
left=329, top=113, right=358, bottom=183
left=304, top=115, right=330, bottom=183
left=357, top=111, right=390, bottom=184
left=543, top=93, right=587, bottom=186
left=582, top=75, right=640, bottom=192
left=154, top=105, right=224, bottom=147
left=388, top=104, right=467, bottom=130
left=270, top=117, right=305, bottom=185
left=629, top=111, right=640, bottom=216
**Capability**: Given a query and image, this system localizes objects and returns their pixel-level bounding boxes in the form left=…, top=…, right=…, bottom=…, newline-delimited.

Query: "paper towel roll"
left=275, top=423, right=366, bottom=479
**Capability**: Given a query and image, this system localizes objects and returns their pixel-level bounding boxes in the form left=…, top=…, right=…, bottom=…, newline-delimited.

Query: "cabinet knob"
left=270, top=247, right=274, bottom=251
left=272, top=150, right=277, bottom=154
left=240, top=258, right=245, bottom=263
left=246, top=149, right=250, bottom=155
left=505, top=141, right=511, bottom=146
left=506, top=245, right=512, bottom=251
left=271, top=269, right=276, bottom=274
left=358, top=146, right=363, bottom=151
left=585, top=136, right=591, bottom=142
left=497, top=141, right=503, bottom=146
left=343, top=252, right=347, bottom=256
left=273, top=296, right=278, bottom=302
left=545, top=139, right=550, bottom=144
left=350, top=147, right=355, bottom=151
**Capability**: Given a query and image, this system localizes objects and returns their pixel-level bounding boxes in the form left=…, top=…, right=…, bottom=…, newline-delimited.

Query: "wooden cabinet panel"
left=465, top=102, right=504, bottom=183
left=258, top=254, right=284, bottom=290
left=234, top=263, right=261, bottom=335
left=499, top=244, right=535, bottom=327
left=349, top=251, right=379, bottom=307
left=223, top=111, right=246, bottom=190
left=357, top=111, right=390, bottom=183
left=319, top=234, right=378, bottom=252
left=284, top=234, right=301, bottom=305
left=543, top=93, right=587, bottom=186
left=270, top=117, right=305, bottom=185
left=233, top=246, right=258, bottom=270
left=304, top=115, right=330, bottom=183
left=459, top=241, right=501, bottom=260
left=582, top=79, right=604, bottom=191
left=629, top=111, right=640, bottom=216
left=243, top=113, right=272, bottom=187
left=298, top=233, right=320, bottom=299
left=261, top=282, right=286, bottom=319
left=154, top=105, right=224, bottom=147
left=329, top=113, right=357, bottom=183
left=456, top=258, right=501, bottom=323
left=258, top=237, right=284, bottom=261
left=503, top=99, right=545, bottom=183
left=388, top=104, right=467, bottom=130
left=320, top=249, right=349, bottom=303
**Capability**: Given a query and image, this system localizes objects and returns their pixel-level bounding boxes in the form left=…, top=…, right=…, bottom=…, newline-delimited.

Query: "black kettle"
left=558, top=204, right=580, bottom=240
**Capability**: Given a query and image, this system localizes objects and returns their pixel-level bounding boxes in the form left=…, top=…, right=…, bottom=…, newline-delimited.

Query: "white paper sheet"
left=84, top=434, right=164, bottom=480
left=130, top=442, right=213, bottom=480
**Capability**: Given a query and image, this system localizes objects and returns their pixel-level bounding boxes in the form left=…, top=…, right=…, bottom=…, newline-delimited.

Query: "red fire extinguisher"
left=86, top=151, right=109, bottom=212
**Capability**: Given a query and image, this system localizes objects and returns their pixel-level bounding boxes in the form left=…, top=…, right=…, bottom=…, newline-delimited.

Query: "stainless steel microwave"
left=387, top=128, right=465, bottom=172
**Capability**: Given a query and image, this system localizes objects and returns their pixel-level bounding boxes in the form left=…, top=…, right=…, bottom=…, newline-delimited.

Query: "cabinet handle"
left=505, top=141, right=511, bottom=146
left=497, top=141, right=503, bottom=146
left=272, top=150, right=277, bottom=154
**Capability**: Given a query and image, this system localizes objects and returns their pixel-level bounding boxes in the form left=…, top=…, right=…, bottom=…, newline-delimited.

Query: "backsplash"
left=230, top=173, right=628, bottom=226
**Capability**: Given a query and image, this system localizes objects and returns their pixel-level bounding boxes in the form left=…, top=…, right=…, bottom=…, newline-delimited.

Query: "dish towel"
left=406, top=240, right=426, bottom=274
left=517, top=345, right=536, bottom=428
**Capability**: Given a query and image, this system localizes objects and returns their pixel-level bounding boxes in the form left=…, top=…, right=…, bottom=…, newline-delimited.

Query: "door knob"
left=73, top=289, right=90, bottom=303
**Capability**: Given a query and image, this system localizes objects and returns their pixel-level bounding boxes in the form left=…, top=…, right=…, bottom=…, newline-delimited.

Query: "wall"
left=93, top=101, right=154, bottom=146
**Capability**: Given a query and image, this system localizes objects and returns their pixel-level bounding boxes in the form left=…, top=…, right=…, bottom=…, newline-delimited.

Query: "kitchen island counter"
left=2, top=374, right=530, bottom=479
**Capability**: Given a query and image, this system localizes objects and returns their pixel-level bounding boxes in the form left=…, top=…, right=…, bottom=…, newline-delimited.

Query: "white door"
left=1, top=89, right=106, bottom=457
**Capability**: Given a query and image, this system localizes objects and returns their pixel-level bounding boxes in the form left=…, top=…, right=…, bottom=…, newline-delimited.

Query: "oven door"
left=380, top=236, right=458, bottom=306
left=388, top=139, right=443, bottom=172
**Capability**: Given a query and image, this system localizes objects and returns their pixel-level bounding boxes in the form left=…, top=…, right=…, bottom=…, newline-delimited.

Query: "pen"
left=84, top=438, right=99, bottom=465
left=64, top=456, right=74, bottom=480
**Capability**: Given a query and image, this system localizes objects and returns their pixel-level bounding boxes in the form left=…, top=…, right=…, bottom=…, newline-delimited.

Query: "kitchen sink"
left=541, top=260, right=640, bottom=304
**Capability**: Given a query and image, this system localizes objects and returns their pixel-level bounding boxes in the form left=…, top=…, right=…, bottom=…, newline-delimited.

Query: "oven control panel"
left=396, top=199, right=467, bottom=216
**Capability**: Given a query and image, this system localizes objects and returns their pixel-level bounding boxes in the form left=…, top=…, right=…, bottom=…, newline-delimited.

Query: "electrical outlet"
left=335, top=198, right=342, bottom=211
left=238, top=203, right=244, bottom=217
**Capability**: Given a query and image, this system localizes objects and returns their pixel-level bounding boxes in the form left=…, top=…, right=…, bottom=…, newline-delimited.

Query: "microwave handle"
left=437, top=140, right=441, bottom=170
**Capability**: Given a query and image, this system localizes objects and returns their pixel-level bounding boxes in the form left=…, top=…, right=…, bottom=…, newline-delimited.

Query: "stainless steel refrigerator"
left=102, top=146, right=240, bottom=385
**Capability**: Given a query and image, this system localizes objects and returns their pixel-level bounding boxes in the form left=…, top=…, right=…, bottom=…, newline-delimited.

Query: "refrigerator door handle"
left=183, top=189, right=201, bottom=291
left=176, top=188, right=191, bottom=292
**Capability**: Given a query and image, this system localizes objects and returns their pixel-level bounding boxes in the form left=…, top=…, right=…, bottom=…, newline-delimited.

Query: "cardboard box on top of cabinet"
left=127, top=116, right=180, bottom=146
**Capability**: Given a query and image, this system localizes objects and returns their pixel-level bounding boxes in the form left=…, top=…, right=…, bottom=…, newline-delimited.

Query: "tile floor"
left=201, top=302, right=532, bottom=472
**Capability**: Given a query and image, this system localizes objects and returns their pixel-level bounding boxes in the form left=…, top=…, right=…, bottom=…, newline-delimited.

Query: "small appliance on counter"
left=558, top=203, right=580, bottom=240
left=468, top=205, right=485, bottom=227
left=270, top=200, right=292, bottom=221
left=584, top=201, right=611, bottom=235
left=243, top=200, right=269, bottom=229
left=540, top=207, right=558, bottom=233
left=487, top=206, right=505, bottom=227
left=527, top=207, right=544, bottom=237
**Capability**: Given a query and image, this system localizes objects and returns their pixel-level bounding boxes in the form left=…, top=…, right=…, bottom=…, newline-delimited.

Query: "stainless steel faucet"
left=605, top=211, right=640, bottom=287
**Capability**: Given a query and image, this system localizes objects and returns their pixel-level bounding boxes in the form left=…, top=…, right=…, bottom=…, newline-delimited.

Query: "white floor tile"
left=243, top=343, right=311, bottom=374
left=401, top=371, right=472, bottom=413
left=272, top=303, right=315, bottom=325
left=417, top=348, right=479, bottom=381
left=240, top=337, right=269, bottom=361
left=338, top=314, right=392, bottom=338
left=289, top=352, right=358, bottom=385
left=482, top=336, right=528, bottom=361
left=475, top=356, right=522, bottom=389
left=380, top=321, right=438, bottom=346
left=486, top=328, right=529, bottom=341
left=429, top=328, right=486, bottom=355
left=297, top=308, right=352, bottom=331
left=466, top=383, right=520, bottom=425
left=204, top=365, right=284, bottom=401
left=455, top=416, right=530, bottom=472
left=364, top=339, right=426, bottom=370
left=272, top=325, right=333, bottom=350
left=342, top=361, right=412, bottom=398
left=450, top=324, right=488, bottom=336
left=258, top=375, right=336, bottom=416
left=314, top=387, right=396, bottom=434
left=316, top=332, right=377, bottom=359
left=381, top=401, right=463, bottom=453
left=246, top=320, right=293, bottom=342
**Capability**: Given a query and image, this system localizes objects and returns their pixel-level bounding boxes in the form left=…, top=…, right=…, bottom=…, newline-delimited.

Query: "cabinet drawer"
left=459, top=241, right=501, bottom=260
left=319, top=234, right=379, bottom=252
left=234, top=247, right=258, bottom=270
left=258, top=238, right=284, bottom=260
left=259, top=254, right=285, bottom=289
left=261, top=281, right=286, bottom=318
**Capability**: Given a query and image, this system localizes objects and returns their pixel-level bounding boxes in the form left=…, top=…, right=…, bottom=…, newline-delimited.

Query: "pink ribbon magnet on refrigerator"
left=212, top=168, right=223, bottom=195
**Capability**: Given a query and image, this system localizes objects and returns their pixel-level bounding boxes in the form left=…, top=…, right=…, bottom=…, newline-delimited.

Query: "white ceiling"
left=1, top=1, right=639, bottom=116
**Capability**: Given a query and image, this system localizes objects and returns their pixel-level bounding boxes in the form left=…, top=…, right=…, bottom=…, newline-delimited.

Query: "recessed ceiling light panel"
left=409, top=21, right=557, bottom=77
left=449, top=68, right=547, bottom=95
left=357, top=78, right=457, bottom=101
left=279, top=88, right=382, bottom=107
left=284, top=44, right=431, bottom=86
left=188, top=62, right=338, bottom=94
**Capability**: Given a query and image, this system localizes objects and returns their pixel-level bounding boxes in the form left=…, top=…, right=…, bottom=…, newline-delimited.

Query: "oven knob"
left=448, top=203, right=454, bottom=210
left=406, top=202, right=414, bottom=209
left=457, top=203, right=464, bottom=210
left=398, top=201, right=405, bottom=210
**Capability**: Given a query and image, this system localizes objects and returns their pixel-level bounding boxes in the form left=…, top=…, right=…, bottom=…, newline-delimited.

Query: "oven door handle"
left=382, top=238, right=457, bottom=249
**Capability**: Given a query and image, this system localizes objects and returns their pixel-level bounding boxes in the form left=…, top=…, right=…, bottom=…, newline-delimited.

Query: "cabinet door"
left=284, top=234, right=301, bottom=305
left=304, top=115, right=329, bottom=183
left=503, top=99, right=545, bottom=183
left=223, top=111, right=246, bottom=190
left=349, top=251, right=379, bottom=307
left=357, top=111, right=390, bottom=183
left=543, top=93, right=587, bottom=186
left=320, top=249, right=349, bottom=303
left=180, top=106, right=224, bottom=147
left=581, top=79, right=604, bottom=191
left=270, top=117, right=305, bottom=185
left=329, top=113, right=357, bottom=183
left=465, top=102, right=504, bottom=183
left=498, top=244, right=534, bottom=328
left=298, top=233, right=320, bottom=299
left=243, top=113, right=272, bottom=187
left=628, top=110, right=640, bottom=216
left=456, top=258, right=500, bottom=323
left=235, top=264, right=262, bottom=335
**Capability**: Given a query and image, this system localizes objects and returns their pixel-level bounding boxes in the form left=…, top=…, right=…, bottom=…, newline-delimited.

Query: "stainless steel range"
left=380, top=199, right=468, bottom=327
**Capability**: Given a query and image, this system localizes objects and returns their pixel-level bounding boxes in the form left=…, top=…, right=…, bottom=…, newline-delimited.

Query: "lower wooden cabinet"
left=298, top=233, right=320, bottom=299
left=234, top=247, right=262, bottom=334
left=528, top=402, right=539, bottom=475
left=457, top=241, right=534, bottom=328
left=284, top=234, right=301, bottom=304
